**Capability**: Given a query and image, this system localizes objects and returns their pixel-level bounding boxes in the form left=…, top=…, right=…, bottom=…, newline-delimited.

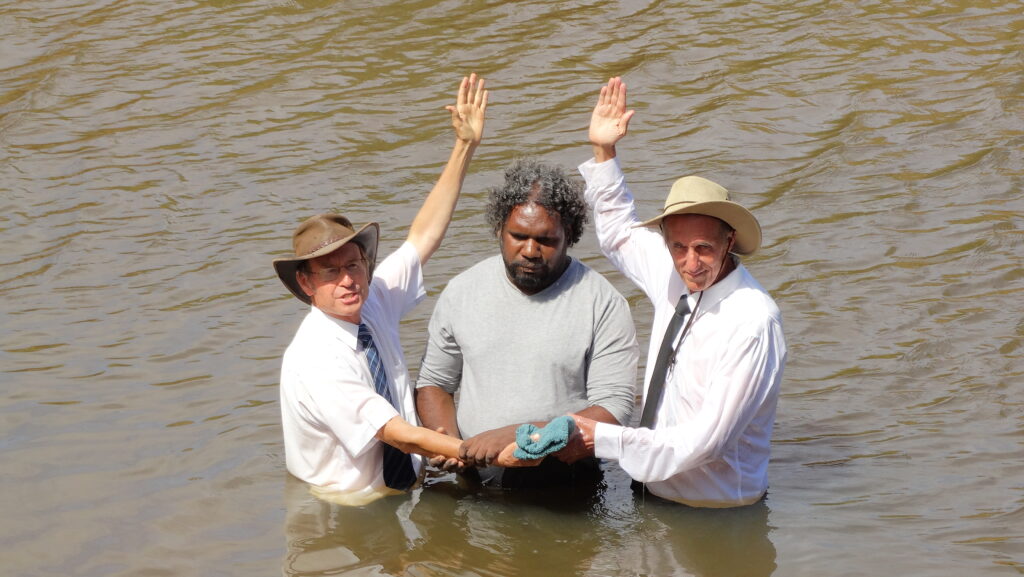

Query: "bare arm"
left=588, top=76, right=634, bottom=163
left=407, top=74, right=488, bottom=264
left=460, top=405, right=618, bottom=466
left=376, top=416, right=463, bottom=459
left=377, top=416, right=537, bottom=468
left=415, top=385, right=460, bottom=438
left=574, top=404, right=618, bottom=424
left=414, top=385, right=465, bottom=471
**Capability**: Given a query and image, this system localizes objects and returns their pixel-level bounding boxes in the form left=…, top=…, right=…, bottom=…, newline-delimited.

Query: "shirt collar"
left=308, top=304, right=360, bottom=350
left=690, top=256, right=745, bottom=311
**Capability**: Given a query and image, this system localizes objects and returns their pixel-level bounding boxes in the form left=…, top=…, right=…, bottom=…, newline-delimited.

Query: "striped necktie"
left=357, top=323, right=417, bottom=491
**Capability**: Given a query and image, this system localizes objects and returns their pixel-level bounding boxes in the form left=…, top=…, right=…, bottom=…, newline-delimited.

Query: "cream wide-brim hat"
left=272, top=213, right=380, bottom=305
left=637, top=175, right=761, bottom=255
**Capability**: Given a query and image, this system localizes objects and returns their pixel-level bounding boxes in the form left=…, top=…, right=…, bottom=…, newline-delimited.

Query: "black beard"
left=505, top=261, right=559, bottom=293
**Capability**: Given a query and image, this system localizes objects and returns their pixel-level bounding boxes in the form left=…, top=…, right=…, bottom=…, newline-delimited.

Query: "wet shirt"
left=279, top=241, right=426, bottom=502
left=579, top=157, right=787, bottom=507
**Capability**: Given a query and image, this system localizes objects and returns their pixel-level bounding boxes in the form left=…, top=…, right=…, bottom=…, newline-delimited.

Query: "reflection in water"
left=284, top=470, right=775, bottom=577
left=284, top=475, right=425, bottom=576
left=283, top=472, right=606, bottom=577
left=588, top=496, right=776, bottom=577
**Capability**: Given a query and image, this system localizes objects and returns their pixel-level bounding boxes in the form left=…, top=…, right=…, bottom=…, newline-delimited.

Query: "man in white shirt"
left=274, top=75, right=526, bottom=506
left=572, top=77, right=788, bottom=507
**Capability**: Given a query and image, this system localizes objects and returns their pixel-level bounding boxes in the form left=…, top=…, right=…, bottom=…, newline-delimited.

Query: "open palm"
left=449, top=73, right=487, bottom=145
left=589, top=76, right=634, bottom=148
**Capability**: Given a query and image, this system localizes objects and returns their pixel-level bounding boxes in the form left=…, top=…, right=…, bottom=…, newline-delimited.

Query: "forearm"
left=414, top=385, right=461, bottom=438
left=407, top=139, right=477, bottom=264
left=574, top=404, right=620, bottom=425
left=377, top=417, right=463, bottom=459
left=595, top=421, right=722, bottom=483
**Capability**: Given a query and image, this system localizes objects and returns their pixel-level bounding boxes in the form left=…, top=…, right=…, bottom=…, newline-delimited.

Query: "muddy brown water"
left=2, top=1, right=1022, bottom=575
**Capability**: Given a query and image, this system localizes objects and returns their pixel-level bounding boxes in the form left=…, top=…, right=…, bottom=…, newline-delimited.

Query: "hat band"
left=662, top=200, right=699, bottom=213
left=301, top=235, right=349, bottom=257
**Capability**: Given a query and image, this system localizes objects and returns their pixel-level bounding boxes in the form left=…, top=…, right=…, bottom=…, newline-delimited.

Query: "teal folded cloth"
left=513, top=416, right=577, bottom=460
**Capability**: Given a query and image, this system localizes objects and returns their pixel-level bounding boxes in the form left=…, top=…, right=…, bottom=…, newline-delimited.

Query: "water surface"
left=2, top=1, right=1022, bottom=575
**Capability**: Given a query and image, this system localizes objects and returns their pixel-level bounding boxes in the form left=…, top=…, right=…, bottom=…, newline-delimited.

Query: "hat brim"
left=637, top=200, right=761, bottom=255
left=272, top=222, right=380, bottom=305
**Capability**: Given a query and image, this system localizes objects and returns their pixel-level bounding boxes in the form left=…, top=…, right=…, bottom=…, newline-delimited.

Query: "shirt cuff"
left=593, top=421, right=625, bottom=461
left=578, top=155, right=622, bottom=180
left=578, top=157, right=625, bottom=205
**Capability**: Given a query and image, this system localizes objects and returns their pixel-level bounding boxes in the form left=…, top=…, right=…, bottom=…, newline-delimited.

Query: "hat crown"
left=292, top=214, right=356, bottom=257
left=664, top=176, right=730, bottom=210
left=636, top=174, right=761, bottom=256
left=273, top=213, right=379, bottom=305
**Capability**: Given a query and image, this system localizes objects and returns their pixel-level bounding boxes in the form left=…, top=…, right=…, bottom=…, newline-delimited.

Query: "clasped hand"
left=431, top=423, right=589, bottom=470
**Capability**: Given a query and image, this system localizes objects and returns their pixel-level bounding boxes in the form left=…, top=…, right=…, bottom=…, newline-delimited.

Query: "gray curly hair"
left=484, top=157, right=589, bottom=246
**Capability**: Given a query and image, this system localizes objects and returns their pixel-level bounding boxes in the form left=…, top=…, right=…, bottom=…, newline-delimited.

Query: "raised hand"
left=406, top=73, right=487, bottom=264
left=588, top=76, right=634, bottom=150
left=447, top=73, right=488, bottom=146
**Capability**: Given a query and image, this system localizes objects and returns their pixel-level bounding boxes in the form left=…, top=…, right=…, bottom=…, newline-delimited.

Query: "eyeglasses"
left=305, top=259, right=367, bottom=283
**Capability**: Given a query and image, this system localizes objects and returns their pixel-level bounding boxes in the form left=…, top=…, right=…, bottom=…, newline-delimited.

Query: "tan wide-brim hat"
left=272, top=213, right=379, bottom=305
left=637, top=175, right=762, bottom=255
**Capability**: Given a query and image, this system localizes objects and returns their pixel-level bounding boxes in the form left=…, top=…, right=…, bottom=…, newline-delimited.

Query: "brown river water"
left=2, top=1, right=1021, bottom=576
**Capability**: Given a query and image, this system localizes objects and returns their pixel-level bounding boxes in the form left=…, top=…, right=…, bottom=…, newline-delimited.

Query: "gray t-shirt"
left=416, top=255, right=639, bottom=439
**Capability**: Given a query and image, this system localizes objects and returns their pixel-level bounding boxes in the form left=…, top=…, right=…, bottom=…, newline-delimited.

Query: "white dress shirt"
left=280, top=241, right=426, bottom=504
left=580, top=157, right=787, bottom=507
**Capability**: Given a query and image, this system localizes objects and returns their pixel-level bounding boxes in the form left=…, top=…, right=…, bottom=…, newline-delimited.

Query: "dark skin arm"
left=415, top=385, right=464, bottom=471
left=376, top=417, right=536, bottom=468
left=415, top=386, right=460, bottom=437
left=459, top=405, right=618, bottom=467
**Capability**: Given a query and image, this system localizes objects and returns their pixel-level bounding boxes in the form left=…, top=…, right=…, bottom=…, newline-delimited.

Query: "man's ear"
left=296, top=269, right=315, bottom=297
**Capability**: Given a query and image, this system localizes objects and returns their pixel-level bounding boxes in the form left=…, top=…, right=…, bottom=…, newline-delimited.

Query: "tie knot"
left=357, top=323, right=373, bottom=345
left=675, top=294, right=691, bottom=316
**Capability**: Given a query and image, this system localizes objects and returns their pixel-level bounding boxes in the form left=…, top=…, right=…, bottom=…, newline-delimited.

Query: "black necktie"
left=357, top=323, right=417, bottom=491
left=638, top=294, right=691, bottom=428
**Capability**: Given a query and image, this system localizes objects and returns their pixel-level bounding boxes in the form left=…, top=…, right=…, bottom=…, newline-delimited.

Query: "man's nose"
left=522, top=239, right=540, bottom=258
left=681, top=250, right=701, bottom=272
left=337, top=269, right=358, bottom=286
